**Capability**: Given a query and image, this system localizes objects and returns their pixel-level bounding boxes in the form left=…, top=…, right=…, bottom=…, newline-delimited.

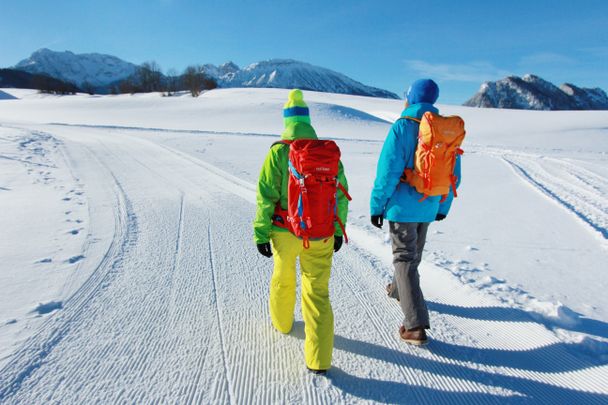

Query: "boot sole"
left=307, top=367, right=328, bottom=375
left=400, top=335, right=429, bottom=346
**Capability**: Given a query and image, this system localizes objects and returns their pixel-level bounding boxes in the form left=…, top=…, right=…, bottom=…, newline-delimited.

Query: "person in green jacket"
left=253, top=89, right=349, bottom=374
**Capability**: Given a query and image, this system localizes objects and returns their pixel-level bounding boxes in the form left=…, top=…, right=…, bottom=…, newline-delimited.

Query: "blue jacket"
left=370, top=103, right=462, bottom=223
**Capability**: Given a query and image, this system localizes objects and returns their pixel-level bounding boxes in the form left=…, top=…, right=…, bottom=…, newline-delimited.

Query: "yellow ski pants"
left=269, top=231, right=334, bottom=370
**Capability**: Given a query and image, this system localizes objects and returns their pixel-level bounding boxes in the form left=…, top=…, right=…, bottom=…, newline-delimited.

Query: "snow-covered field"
left=0, top=88, right=607, bottom=403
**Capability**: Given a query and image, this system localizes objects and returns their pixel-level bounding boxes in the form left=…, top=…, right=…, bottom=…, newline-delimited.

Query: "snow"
left=0, top=87, right=607, bottom=403
left=0, top=90, right=17, bottom=100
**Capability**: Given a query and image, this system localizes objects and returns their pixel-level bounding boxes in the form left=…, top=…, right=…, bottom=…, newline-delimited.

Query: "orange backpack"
left=400, top=111, right=465, bottom=202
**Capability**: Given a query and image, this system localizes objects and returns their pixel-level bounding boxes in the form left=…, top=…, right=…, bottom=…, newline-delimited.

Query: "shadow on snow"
left=290, top=321, right=608, bottom=404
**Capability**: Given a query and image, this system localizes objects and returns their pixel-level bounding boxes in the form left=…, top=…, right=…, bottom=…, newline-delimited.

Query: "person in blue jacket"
left=370, top=78, right=461, bottom=345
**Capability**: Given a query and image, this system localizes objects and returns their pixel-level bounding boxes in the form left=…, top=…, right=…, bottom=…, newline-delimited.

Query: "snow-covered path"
left=1, top=123, right=607, bottom=404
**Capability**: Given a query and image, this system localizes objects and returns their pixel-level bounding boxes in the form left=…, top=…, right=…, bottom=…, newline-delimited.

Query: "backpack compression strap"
left=335, top=181, right=352, bottom=244
left=399, top=116, right=421, bottom=123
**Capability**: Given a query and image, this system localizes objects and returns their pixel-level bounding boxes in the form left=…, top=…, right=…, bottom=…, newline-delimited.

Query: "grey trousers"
left=387, top=221, right=430, bottom=330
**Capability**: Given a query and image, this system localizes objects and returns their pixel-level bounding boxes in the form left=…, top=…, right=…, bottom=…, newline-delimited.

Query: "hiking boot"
left=307, top=367, right=327, bottom=375
left=399, top=326, right=428, bottom=346
left=386, top=283, right=400, bottom=302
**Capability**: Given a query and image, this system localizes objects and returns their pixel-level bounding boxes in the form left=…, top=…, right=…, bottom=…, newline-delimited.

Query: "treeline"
left=110, top=61, right=217, bottom=97
left=0, top=69, right=79, bottom=95
left=1, top=62, right=218, bottom=97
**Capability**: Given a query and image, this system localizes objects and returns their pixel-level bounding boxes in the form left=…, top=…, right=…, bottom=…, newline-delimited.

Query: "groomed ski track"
left=1, top=124, right=607, bottom=404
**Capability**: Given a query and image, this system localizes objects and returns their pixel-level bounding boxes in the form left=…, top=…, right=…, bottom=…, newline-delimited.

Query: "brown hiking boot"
left=399, top=326, right=428, bottom=346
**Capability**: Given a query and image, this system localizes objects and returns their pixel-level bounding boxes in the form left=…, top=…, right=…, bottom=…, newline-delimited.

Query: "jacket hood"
left=281, top=122, right=318, bottom=141
left=401, top=102, right=439, bottom=119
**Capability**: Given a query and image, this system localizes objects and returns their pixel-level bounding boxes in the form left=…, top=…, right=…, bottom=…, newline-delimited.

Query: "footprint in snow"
left=5, top=319, right=17, bottom=325
left=32, top=301, right=63, bottom=315
left=68, top=229, right=81, bottom=235
left=62, top=197, right=71, bottom=201
left=36, top=258, right=52, bottom=264
left=67, top=255, right=85, bottom=264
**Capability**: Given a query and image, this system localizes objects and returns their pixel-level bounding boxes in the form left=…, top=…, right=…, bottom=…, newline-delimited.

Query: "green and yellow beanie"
left=283, top=89, right=311, bottom=126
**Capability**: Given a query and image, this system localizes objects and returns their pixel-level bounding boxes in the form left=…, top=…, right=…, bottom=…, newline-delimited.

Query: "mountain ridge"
left=464, top=74, right=608, bottom=110
left=15, top=48, right=138, bottom=90
left=12, top=49, right=399, bottom=99
left=201, top=59, right=398, bottom=99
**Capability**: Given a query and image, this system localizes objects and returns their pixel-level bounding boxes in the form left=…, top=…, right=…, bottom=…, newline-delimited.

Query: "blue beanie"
left=406, top=79, right=439, bottom=105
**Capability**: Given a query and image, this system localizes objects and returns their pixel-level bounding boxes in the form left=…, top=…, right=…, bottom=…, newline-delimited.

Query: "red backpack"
left=272, top=139, right=351, bottom=248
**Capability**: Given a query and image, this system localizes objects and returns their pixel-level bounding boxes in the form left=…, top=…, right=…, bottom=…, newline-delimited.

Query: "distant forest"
left=0, top=62, right=218, bottom=97
left=0, top=69, right=79, bottom=95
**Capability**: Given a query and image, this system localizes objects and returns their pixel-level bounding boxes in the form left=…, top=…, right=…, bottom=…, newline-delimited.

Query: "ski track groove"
left=207, top=219, right=235, bottom=405
left=503, top=155, right=608, bottom=241
left=473, top=146, right=607, bottom=243
left=98, top=139, right=225, bottom=404
left=116, top=132, right=276, bottom=404
left=0, top=147, right=136, bottom=402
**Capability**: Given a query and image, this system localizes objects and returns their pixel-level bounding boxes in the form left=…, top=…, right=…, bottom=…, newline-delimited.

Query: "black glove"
left=371, top=215, right=384, bottom=229
left=334, top=235, right=343, bottom=252
left=435, top=213, right=446, bottom=221
left=257, top=242, right=273, bottom=258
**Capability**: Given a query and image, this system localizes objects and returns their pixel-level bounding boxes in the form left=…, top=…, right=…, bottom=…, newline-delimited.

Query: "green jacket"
left=253, top=122, right=349, bottom=244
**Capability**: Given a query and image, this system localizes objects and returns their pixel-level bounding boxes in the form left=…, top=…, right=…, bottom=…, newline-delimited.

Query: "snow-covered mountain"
left=202, top=59, right=399, bottom=99
left=15, top=48, right=138, bottom=88
left=464, top=74, right=608, bottom=110
left=12, top=50, right=398, bottom=98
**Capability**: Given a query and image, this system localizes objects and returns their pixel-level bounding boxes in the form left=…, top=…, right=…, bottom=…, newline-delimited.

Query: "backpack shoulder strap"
left=397, top=116, right=421, bottom=123
left=270, top=139, right=292, bottom=149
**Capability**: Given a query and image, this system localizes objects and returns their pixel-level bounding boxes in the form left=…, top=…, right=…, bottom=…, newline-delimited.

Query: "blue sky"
left=1, top=0, right=606, bottom=104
